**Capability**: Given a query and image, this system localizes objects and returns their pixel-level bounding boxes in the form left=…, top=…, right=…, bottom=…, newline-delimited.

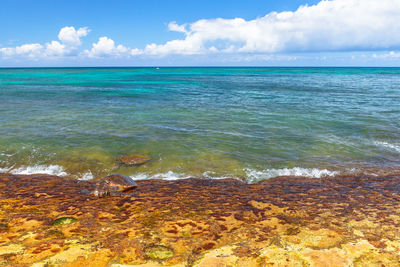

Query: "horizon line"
left=1, top=65, right=400, bottom=69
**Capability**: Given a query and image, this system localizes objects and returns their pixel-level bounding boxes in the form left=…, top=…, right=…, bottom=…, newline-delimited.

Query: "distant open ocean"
left=0, top=67, right=399, bottom=182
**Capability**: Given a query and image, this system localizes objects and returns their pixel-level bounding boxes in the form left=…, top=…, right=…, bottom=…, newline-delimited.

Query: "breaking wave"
left=2, top=165, right=391, bottom=183
left=0, top=165, right=68, bottom=176
left=244, top=167, right=339, bottom=183
left=129, top=171, right=192, bottom=181
left=374, top=141, right=400, bottom=153
left=127, top=167, right=340, bottom=183
left=78, top=170, right=94, bottom=181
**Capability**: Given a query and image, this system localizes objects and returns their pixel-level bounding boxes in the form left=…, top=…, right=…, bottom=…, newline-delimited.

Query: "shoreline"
left=3, top=163, right=400, bottom=184
left=1, top=173, right=400, bottom=266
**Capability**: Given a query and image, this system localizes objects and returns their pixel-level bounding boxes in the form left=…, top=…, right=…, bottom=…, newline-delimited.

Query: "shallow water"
left=1, top=67, right=400, bottom=181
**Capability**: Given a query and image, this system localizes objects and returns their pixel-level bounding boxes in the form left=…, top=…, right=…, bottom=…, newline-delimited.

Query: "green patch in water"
left=52, top=217, right=77, bottom=226
left=145, top=245, right=174, bottom=260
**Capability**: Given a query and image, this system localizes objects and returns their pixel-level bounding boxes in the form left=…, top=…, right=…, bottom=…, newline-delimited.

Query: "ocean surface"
left=0, top=67, right=400, bottom=182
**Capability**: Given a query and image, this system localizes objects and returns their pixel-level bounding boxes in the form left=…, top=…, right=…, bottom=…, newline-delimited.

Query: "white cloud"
left=373, top=51, right=400, bottom=59
left=58, top=26, right=89, bottom=46
left=84, top=36, right=134, bottom=58
left=0, top=26, right=138, bottom=60
left=2, top=0, right=400, bottom=62
left=143, top=0, right=400, bottom=55
left=168, top=21, right=188, bottom=34
left=1, top=43, right=43, bottom=58
left=1, top=26, right=89, bottom=58
left=45, top=41, right=67, bottom=56
left=46, top=26, right=89, bottom=56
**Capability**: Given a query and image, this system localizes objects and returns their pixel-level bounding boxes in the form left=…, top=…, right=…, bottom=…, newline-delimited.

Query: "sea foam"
left=0, top=167, right=12, bottom=173
left=8, top=165, right=68, bottom=176
left=245, top=167, right=339, bottom=183
left=78, top=170, right=94, bottom=181
left=127, top=167, right=339, bottom=183
left=374, top=141, right=400, bottom=153
left=130, top=171, right=192, bottom=181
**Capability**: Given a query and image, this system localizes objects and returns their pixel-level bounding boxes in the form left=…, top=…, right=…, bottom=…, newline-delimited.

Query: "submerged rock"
left=116, top=155, right=151, bottom=166
left=52, top=217, right=77, bottom=226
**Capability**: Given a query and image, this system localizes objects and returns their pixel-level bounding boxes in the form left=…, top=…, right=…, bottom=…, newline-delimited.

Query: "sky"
left=1, top=0, right=400, bottom=67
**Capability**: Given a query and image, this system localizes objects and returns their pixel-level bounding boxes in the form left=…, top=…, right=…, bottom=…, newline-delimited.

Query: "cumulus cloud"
left=373, top=51, right=400, bottom=59
left=0, top=26, right=89, bottom=58
left=58, top=26, right=89, bottom=46
left=168, top=21, right=188, bottom=34
left=0, top=26, right=138, bottom=59
left=45, top=41, right=67, bottom=56
left=144, top=0, right=400, bottom=55
left=1, top=43, right=43, bottom=58
left=45, top=26, right=89, bottom=56
left=2, top=0, right=400, bottom=62
left=84, top=36, right=138, bottom=58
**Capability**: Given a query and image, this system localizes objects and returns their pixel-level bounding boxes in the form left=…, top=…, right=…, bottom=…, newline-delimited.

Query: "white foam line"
left=8, top=165, right=68, bottom=176
left=0, top=167, right=12, bottom=173
left=374, top=141, right=400, bottom=153
left=129, top=171, right=192, bottom=181
left=78, top=170, right=94, bottom=181
left=245, top=167, right=339, bottom=183
left=0, top=165, right=343, bottom=183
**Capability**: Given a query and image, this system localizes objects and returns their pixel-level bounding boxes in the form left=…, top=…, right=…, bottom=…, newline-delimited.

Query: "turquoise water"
left=0, top=67, right=400, bottom=181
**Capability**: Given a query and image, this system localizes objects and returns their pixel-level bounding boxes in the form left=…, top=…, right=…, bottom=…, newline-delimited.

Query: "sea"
left=0, top=67, right=399, bottom=182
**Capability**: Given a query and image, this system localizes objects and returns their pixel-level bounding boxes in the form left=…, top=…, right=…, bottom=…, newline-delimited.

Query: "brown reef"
left=1, top=173, right=400, bottom=266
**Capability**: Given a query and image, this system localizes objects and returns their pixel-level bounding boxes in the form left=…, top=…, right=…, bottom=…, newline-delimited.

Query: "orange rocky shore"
left=1, top=173, right=400, bottom=266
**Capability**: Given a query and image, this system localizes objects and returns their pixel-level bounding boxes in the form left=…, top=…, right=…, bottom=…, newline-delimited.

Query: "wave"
left=78, top=170, right=94, bottom=181
left=0, top=165, right=341, bottom=182
left=1, top=165, right=390, bottom=183
left=127, top=167, right=340, bottom=183
left=374, top=141, right=400, bottom=153
left=0, top=167, right=12, bottom=173
left=244, top=167, right=339, bottom=183
left=129, top=171, right=192, bottom=181
left=129, top=171, right=236, bottom=181
left=1, top=165, right=68, bottom=176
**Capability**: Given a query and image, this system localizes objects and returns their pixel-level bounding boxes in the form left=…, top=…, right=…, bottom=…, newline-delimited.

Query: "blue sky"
left=1, top=0, right=400, bottom=66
